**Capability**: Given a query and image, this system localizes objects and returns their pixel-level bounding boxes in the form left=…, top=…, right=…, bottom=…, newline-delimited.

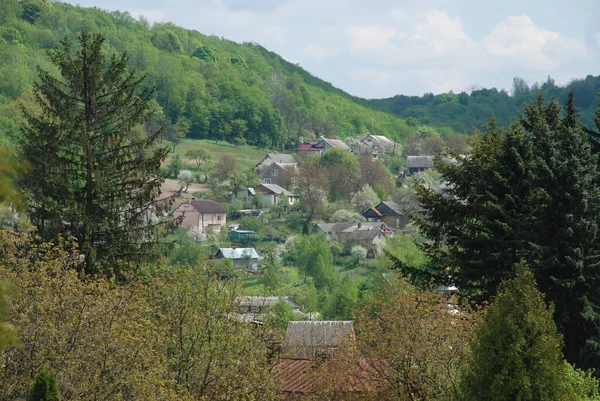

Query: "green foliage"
left=27, top=368, right=60, bottom=401
left=191, top=45, right=216, bottom=62
left=0, top=279, right=18, bottom=352
left=290, top=235, right=336, bottom=290
left=19, top=31, right=171, bottom=276
left=459, top=265, right=576, bottom=401
left=0, top=2, right=415, bottom=148
left=565, top=362, right=600, bottom=401
left=414, top=95, right=600, bottom=371
left=370, top=75, right=600, bottom=133
left=238, top=216, right=262, bottom=235
left=266, top=299, right=294, bottom=330
left=330, top=209, right=365, bottom=223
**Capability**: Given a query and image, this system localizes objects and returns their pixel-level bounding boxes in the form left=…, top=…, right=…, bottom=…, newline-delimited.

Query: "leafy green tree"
left=291, top=235, right=337, bottom=290
left=414, top=95, right=600, bottom=371
left=0, top=279, right=17, bottom=353
left=459, top=265, right=576, bottom=401
left=151, top=29, right=182, bottom=53
left=321, top=148, right=361, bottom=201
left=184, top=148, right=211, bottom=168
left=351, top=184, right=379, bottom=213
left=27, top=368, right=60, bottom=401
left=261, top=245, right=282, bottom=291
left=330, top=209, right=365, bottom=223
left=19, top=31, right=171, bottom=276
left=191, top=45, right=216, bottom=62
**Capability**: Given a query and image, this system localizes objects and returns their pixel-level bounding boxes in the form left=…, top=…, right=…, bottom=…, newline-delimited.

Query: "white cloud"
left=345, top=25, right=398, bottom=50
left=482, top=15, right=587, bottom=70
left=411, top=10, right=470, bottom=53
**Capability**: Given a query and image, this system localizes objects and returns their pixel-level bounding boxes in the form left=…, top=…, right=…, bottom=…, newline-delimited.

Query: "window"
left=203, top=215, right=208, bottom=221
left=272, top=168, right=279, bottom=175
left=217, top=215, right=222, bottom=221
left=263, top=178, right=271, bottom=184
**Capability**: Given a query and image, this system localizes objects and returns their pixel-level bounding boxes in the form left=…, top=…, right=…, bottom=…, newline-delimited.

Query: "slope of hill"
left=367, top=76, right=600, bottom=133
left=0, top=0, right=414, bottom=148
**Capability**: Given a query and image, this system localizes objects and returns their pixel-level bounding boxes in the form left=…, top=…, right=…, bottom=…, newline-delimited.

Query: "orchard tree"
left=178, top=170, right=193, bottom=192
left=185, top=148, right=211, bottom=168
left=19, top=31, right=171, bottom=276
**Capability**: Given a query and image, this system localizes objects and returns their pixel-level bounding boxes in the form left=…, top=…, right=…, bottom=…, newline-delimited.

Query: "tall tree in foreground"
left=20, top=31, right=170, bottom=276
left=459, top=265, right=575, bottom=401
left=413, top=94, right=600, bottom=371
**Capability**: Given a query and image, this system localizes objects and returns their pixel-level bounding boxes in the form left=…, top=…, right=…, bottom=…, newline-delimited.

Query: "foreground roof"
left=183, top=199, right=226, bottom=214
left=284, top=321, right=354, bottom=358
left=237, top=296, right=301, bottom=309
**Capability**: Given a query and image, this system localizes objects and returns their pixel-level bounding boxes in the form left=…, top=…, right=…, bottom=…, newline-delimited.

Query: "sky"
left=66, top=0, right=600, bottom=99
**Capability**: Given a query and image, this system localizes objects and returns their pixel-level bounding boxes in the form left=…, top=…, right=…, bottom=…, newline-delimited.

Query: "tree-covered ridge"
left=0, top=0, right=413, bottom=149
left=368, top=75, right=600, bottom=133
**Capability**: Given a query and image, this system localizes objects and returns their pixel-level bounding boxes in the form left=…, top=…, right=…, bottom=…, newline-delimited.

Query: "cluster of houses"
left=166, top=133, right=438, bottom=272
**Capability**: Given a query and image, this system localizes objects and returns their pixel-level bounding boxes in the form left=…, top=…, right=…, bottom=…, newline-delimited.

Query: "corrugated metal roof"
left=255, top=183, right=296, bottom=197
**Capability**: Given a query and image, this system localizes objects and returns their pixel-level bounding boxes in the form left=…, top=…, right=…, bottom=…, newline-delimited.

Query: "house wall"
left=258, top=166, right=292, bottom=187
left=173, top=206, right=226, bottom=233
left=381, top=215, right=408, bottom=229
left=233, top=259, right=259, bottom=271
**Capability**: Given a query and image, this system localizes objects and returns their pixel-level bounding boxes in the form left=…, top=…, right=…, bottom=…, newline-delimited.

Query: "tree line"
left=0, top=0, right=413, bottom=150
left=369, top=75, right=600, bottom=134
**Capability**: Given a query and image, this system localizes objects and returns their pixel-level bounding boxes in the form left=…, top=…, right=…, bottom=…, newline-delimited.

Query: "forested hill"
left=366, top=75, right=600, bottom=133
left=0, top=1, right=413, bottom=149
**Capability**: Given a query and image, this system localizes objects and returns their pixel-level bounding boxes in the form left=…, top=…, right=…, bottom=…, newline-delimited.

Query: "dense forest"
left=0, top=0, right=415, bottom=150
left=368, top=75, right=600, bottom=133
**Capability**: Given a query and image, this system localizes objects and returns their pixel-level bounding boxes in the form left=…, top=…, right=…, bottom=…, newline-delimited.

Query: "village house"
left=347, top=134, right=400, bottom=159
left=172, top=199, right=226, bottom=234
left=252, top=183, right=299, bottom=206
left=256, top=153, right=297, bottom=172
left=297, top=137, right=350, bottom=156
left=313, top=222, right=393, bottom=255
left=407, top=155, right=434, bottom=175
left=363, top=201, right=408, bottom=229
left=215, top=247, right=260, bottom=271
left=258, top=161, right=297, bottom=187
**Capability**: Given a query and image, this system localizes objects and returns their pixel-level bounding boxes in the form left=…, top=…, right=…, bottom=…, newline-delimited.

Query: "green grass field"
left=173, top=139, right=272, bottom=171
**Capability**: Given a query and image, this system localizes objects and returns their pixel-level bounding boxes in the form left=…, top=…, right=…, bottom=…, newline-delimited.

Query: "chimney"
left=358, top=222, right=362, bottom=229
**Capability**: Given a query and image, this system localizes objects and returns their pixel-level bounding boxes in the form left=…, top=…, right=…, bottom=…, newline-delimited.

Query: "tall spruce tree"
left=412, top=93, right=600, bottom=371
left=20, top=31, right=170, bottom=276
left=459, top=265, right=575, bottom=401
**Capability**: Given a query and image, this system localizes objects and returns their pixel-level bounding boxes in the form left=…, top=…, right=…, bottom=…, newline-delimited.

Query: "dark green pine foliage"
left=20, top=31, right=171, bottom=277
left=27, top=368, right=60, bottom=401
left=459, top=265, right=575, bottom=401
left=412, top=93, right=600, bottom=371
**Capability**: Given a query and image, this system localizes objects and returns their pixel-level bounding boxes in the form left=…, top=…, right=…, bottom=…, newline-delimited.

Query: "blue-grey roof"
left=217, top=248, right=260, bottom=259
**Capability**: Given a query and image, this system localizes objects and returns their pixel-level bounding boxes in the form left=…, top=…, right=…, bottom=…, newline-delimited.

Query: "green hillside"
left=368, top=75, right=600, bottom=133
left=0, top=0, right=413, bottom=149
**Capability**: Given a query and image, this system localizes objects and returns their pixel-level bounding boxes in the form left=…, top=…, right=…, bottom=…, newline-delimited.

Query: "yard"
left=173, top=139, right=270, bottom=171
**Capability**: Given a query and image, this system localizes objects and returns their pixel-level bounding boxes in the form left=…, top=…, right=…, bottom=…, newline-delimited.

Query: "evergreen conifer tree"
left=413, top=94, right=600, bottom=371
left=20, top=31, right=171, bottom=277
left=459, top=264, right=575, bottom=401
left=27, top=368, right=60, bottom=401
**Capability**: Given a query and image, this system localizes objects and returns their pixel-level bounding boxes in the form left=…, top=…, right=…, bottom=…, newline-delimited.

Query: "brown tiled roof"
left=189, top=199, right=226, bottom=213
left=272, top=357, right=381, bottom=398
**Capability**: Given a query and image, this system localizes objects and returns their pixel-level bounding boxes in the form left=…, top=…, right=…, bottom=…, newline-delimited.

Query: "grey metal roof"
left=237, top=296, right=301, bottom=310
left=407, top=155, right=434, bottom=168
left=256, top=153, right=296, bottom=170
left=379, top=201, right=403, bottom=215
left=255, top=183, right=296, bottom=197
left=284, top=321, right=354, bottom=358
left=216, top=248, right=260, bottom=259
left=316, top=137, right=351, bottom=150
left=314, top=222, right=390, bottom=233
